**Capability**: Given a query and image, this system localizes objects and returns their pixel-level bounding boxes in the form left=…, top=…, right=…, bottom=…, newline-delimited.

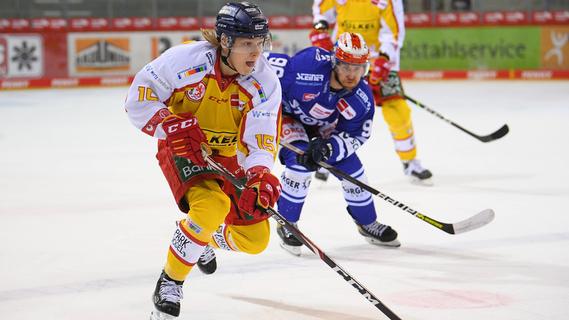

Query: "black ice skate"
left=403, top=159, right=433, bottom=186
left=150, top=271, right=184, bottom=319
left=314, top=167, right=330, bottom=182
left=356, top=221, right=401, bottom=247
left=276, top=223, right=303, bottom=256
left=197, top=245, right=217, bottom=275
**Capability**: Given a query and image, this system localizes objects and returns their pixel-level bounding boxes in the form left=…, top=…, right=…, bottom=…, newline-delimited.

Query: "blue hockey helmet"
left=215, top=2, right=270, bottom=44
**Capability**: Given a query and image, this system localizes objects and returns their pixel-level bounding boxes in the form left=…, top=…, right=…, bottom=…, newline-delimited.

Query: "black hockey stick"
left=405, top=95, right=509, bottom=143
left=203, top=155, right=402, bottom=320
left=281, top=141, right=494, bottom=235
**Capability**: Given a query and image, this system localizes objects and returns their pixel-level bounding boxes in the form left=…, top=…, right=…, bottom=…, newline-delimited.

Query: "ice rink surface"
left=1, top=81, right=568, bottom=319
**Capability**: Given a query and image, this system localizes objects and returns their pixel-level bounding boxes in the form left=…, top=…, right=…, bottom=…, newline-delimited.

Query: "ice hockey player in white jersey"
left=124, top=2, right=282, bottom=319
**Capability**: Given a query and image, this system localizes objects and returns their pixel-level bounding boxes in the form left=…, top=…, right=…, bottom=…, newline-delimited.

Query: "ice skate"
left=197, top=245, right=217, bottom=275
left=403, top=159, right=433, bottom=186
left=356, top=221, right=401, bottom=247
left=150, top=271, right=184, bottom=319
left=314, top=167, right=330, bottom=182
left=276, top=223, right=303, bottom=256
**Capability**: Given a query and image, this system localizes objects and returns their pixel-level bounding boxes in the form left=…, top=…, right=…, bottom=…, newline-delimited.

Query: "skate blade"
left=150, top=310, right=177, bottom=320
left=279, top=242, right=302, bottom=256
left=410, top=176, right=434, bottom=187
left=365, top=237, right=401, bottom=248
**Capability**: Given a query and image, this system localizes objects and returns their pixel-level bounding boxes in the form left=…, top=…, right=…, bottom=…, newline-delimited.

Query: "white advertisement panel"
left=67, top=30, right=310, bottom=77
left=0, top=35, right=43, bottom=78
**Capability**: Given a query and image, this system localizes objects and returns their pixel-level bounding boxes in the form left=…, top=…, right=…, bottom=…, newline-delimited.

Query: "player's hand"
left=309, top=20, right=334, bottom=51
left=162, top=113, right=210, bottom=167
left=369, top=53, right=391, bottom=85
left=297, top=137, right=332, bottom=171
left=238, top=166, right=282, bottom=219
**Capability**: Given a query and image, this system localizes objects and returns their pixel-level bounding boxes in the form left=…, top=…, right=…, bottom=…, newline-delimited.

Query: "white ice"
left=1, top=81, right=568, bottom=320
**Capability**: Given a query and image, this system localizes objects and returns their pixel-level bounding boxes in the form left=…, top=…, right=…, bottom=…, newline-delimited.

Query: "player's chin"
left=342, top=81, right=358, bottom=90
left=238, top=65, right=255, bottom=75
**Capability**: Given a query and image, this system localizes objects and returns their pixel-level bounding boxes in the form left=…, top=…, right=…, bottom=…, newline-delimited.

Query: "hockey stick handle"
left=404, top=95, right=509, bottom=143
left=203, top=155, right=402, bottom=319
left=280, top=141, right=455, bottom=234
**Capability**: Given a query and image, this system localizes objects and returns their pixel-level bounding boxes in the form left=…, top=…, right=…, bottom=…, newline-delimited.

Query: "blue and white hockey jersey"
left=266, top=46, right=375, bottom=163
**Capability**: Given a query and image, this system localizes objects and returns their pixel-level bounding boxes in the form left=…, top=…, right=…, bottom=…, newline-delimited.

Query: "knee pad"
left=185, top=179, right=231, bottom=241
left=225, top=221, right=270, bottom=254
left=382, top=98, right=413, bottom=134
left=382, top=99, right=417, bottom=160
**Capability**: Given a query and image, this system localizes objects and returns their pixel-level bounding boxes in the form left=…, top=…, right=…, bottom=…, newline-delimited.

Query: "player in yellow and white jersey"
left=312, top=0, right=433, bottom=184
left=125, top=2, right=282, bottom=318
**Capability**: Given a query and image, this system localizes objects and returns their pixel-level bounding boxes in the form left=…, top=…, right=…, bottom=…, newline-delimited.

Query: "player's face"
left=228, top=37, right=267, bottom=75
left=335, top=61, right=367, bottom=90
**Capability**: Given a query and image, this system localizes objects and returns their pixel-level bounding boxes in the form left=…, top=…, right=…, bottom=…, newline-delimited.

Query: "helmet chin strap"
left=221, top=48, right=239, bottom=73
left=220, top=35, right=239, bottom=74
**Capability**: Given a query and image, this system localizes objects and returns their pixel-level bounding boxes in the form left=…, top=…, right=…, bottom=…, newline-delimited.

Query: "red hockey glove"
left=162, top=113, right=210, bottom=167
left=238, top=166, right=282, bottom=219
left=368, top=53, right=391, bottom=105
left=369, top=53, right=391, bottom=85
left=309, top=29, right=334, bottom=51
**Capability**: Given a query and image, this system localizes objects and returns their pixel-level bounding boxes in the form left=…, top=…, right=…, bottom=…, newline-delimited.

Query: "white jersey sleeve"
left=237, top=56, right=283, bottom=172
left=124, top=42, right=216, bottom=139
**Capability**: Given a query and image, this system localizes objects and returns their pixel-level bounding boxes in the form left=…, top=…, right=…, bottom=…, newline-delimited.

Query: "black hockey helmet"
left=215, top=2, right=270, bottom=44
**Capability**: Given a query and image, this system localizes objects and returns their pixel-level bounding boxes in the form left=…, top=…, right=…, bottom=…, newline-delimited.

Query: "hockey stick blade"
left=477, top=124, right=509, bottom=142
left=280, top=141, right=495, bottom=235
left=202, top=154, right=402, bottom=319
left=446, top=209, right=495, bottom=234
left=405, top=95, right=509, bottom=143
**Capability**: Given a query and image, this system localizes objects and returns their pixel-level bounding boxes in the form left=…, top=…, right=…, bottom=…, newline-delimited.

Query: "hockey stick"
left=281, top=141, right=494, bottom=235
left=203, top=155, right=402, bottom=319
left=405, top=95, right=509, bottom=143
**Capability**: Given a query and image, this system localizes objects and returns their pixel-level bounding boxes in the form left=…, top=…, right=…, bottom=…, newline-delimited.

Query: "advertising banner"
left=1, top=25, right=568, bottom=89
left=0, top=34, right=43, bottom=78
left=541, top=26, right=569, bottom=70
left=401, top=27, right=541, bottom=70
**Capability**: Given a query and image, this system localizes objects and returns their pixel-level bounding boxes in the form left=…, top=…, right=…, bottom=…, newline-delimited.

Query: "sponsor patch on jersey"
left=280, top=117, right=309, bottom=142
left=204, top=131, right=238, bottom=147
left=249, top=77, right=267, bottom=102
left=356, top=88, right=372, bottom=109
left=250, top=109, right=278, bottom=119
left=205, top=52, right=215, bottom=66
left=302, top=92, right=320, bottom=101
left=337, top=99, right=356, bottom=120
left=296, top=73, right=324, bottom=82
left=229, top=93, right=247, bottom=111
left=177, top=63, right=207, bottom=80
left=142, top=108, right=171, bottom=136
left=185, top=82, right=206, bottom=101
left=308, top=103, right=335, bottom=119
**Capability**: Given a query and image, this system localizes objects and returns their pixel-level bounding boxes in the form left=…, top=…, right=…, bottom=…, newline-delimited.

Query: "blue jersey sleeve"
left=265, top=52, right=294, bottom=93
left=328, top=82, right=375, bottom=163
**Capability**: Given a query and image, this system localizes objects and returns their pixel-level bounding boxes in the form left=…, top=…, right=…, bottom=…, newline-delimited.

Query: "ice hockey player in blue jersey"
left=267, top=32, right=400, bottom=256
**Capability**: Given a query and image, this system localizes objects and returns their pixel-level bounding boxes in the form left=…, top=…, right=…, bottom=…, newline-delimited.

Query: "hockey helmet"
left=333, top=32, right=370, bottom=66
left=215, top=2, right=271, bottom=51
